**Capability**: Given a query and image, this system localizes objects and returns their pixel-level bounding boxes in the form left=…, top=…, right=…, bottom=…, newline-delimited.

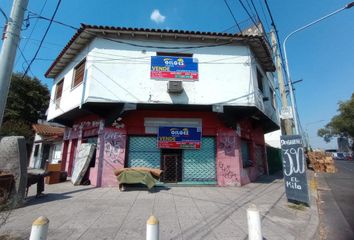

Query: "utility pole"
left=270, top=29, right=292, bottom=135
left=0, top=0, right=29, bottom=127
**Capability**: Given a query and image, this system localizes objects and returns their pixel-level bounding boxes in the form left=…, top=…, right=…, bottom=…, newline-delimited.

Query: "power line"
left=22, top=0, right=61, bottom=79
left=30, top=14, right=237, bottom=51
left=249, top=0, right=261, bottom=23
left=223, top=0, right=243, bottom=33
left=237, top=0, right=261, bottom=31
left=15, top=0, right=48, bottom=69
left=263, top=0, right=288, bottom=77
left=244, top=0, right=257, bottom=23
left=0, top=7, right=8, bottom=22
left=257, top=0, right=270, bottom=31
left=16, top=46, right=35, bottom=77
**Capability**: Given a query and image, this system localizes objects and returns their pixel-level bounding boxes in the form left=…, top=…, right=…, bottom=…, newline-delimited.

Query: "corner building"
left=46, top=25, right=279, bottom=187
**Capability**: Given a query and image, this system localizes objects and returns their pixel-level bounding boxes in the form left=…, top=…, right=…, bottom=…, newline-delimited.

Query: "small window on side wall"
left=257, top=69, right=263, bottom=93
left=34, top=144, right=39, bottom=157
left=55, top=79, right=64, bottom=109
left=269, top=87, right=276, bottom=109
left=72, top=59, right=86, bottom=88
left=241, top=139, right=253, bottom=168
left=55, top=79, right=64, bottom=100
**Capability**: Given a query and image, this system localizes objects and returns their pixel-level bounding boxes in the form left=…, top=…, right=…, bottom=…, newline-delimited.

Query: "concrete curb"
left=304, top=170, right=320, bottom=240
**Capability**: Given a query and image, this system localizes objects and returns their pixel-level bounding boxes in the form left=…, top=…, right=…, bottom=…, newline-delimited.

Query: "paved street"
left=1, top=173, right=318, bottom=240
left=317, top=160, right=354, bottom=240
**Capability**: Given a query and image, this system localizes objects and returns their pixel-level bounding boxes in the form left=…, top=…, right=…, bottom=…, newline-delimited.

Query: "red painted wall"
left=62, top=110, right=267, bottom=187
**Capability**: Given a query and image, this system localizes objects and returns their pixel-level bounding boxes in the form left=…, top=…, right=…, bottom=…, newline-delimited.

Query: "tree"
left=0, top=73, right=50, bottom=140
left=318, top=93, right=354, bottom=150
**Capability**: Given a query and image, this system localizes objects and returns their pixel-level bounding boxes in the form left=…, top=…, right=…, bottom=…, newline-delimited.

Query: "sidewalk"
left=1, top=173, right=319, bottom=240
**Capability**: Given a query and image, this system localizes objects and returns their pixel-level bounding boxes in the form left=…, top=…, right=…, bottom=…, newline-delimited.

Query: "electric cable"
left=250, top=0, right=261, bottom=24
left=29, top=14, right=237, bottom=51
left=244, top=0, right=257, bottom=22
left=263, top=0, right=287, bottom=77
left=22, top=0, right=61, bottom=79
left=0, top=7, right=8, bottom=22
left=15, top=0, right=48, bottom=69
left=17, top=46, right=35, bottom=77
left=257, top=0, right=270, bottom=31
left=237, top=0, right=261, bottom=31
left=223, top=0, right=243, bottom=33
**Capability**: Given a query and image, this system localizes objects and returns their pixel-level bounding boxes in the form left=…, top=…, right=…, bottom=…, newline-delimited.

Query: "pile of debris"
left=307, top=151, right=336, bottom=173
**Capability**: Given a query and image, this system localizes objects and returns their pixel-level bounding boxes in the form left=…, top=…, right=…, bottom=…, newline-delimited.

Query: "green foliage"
left=0, top=73, right=50, bottom=140
left=0, top=120, right=33, bottom=140
left=318, top=93, right=354, bottom=146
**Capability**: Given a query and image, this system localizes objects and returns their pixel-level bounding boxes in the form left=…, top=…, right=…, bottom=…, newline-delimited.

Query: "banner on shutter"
left=158, top=126, right=201, bottom=149
left=150, top=56, right=198, bottom=80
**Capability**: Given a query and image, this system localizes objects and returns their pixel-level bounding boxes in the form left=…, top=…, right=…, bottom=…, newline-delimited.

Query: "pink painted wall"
left=216, top=128, right=241, bottom=186
left=100, top=127, right=127, bottom=187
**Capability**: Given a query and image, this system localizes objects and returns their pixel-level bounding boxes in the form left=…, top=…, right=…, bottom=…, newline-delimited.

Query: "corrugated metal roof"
left=45, top=24, right=275, bottom=78
left=32, top=124, right=64, bottom=136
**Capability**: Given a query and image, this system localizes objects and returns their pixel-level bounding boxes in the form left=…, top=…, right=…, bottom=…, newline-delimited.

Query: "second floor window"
left=269, top=87, right=276, bottom=109
left=257, top=69, right=263, bottom=93
left=72, top=59, right=86, bottom=88
left=55, top=79, right=64, bottom=100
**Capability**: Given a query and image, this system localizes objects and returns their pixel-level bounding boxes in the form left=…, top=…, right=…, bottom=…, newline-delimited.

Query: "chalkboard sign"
left=280, top=135, right=309, bottom=205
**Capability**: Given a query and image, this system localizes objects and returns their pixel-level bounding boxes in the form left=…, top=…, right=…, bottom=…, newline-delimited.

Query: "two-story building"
left=45, top=24, right=279, bottom=187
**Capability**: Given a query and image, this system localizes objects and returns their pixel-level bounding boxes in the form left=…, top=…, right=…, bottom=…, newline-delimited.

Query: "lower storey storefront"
left=60, top=110, right=269, bottom=187
left=128, top=136, right=216, bottom=184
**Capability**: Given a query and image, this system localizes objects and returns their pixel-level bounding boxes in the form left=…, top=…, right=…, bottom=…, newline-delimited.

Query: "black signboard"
left=280, top=135, right=309, bottom=205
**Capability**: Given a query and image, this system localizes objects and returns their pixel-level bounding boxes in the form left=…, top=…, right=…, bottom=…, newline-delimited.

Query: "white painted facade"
left=47, top=37, right=279, bottom=125
left=29, top=134, right=63, bottom=168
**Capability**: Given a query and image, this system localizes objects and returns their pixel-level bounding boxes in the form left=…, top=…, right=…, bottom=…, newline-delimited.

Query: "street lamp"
left=282, top=2, right=354, bottom=135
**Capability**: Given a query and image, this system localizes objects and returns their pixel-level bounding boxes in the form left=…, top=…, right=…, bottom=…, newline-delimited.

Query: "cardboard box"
left=45, top=171, right=61, bottom=184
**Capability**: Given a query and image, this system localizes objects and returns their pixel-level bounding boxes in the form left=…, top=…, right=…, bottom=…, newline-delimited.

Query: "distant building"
left=337, top=137, right=351, bottom=152
left=29, top=124, right=64, bottom=169
left=45, top=24, right=279, bottom=187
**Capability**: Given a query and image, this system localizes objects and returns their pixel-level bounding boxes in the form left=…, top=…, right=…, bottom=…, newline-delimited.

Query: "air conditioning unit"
left=167, top=80, right=183, bottom=93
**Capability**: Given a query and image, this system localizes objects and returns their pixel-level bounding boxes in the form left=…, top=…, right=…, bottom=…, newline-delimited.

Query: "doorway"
left=161, top=149, right=182, bottom=183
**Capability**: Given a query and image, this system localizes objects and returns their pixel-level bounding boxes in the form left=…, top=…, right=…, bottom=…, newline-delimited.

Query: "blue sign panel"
left=150, top=56, right=198, bottom=80
left=158, top=127, right=202, bottom=149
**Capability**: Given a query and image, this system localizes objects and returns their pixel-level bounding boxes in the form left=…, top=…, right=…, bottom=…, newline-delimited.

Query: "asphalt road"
left=318, top=160, right=354, bottom=240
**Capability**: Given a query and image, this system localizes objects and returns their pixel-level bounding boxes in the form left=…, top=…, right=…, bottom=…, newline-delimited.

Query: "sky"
left=0, top=0, right=353, bottom=149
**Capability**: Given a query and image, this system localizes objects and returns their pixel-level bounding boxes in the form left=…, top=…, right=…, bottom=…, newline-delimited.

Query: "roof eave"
left=45, top=25, right=275, bottom=79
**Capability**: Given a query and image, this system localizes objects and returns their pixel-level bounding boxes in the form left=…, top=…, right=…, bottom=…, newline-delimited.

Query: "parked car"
left=343, top=152, right=353, bottom=161
left=332, top=152, right=346, bottom=161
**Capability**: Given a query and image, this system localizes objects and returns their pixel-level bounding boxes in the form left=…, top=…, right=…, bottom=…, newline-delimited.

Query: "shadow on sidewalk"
left=254, top=171, right=283, bottom=184
left=24, top=187, right=96, bottom=207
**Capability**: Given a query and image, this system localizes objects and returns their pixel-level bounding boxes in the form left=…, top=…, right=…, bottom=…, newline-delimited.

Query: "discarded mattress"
left=115, top=168, right=162, bottom=189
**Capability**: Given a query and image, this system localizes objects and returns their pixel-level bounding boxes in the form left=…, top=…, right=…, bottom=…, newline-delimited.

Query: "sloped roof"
left=45, top=24, right=275, bottom=78
left=32, top=124, right=64, bottom=136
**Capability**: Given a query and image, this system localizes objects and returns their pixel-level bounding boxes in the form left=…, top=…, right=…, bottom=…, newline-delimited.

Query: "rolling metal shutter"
left=183, top=137, right=216, bottom=183
left=127, top=137, right=160, bottom=168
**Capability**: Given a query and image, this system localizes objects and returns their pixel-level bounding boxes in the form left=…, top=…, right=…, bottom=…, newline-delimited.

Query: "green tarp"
left=117, top=169, right=157, bottom=189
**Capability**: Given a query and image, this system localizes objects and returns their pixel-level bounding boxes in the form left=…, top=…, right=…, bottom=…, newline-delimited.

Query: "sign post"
left=280, top=135, right=309, bottom=205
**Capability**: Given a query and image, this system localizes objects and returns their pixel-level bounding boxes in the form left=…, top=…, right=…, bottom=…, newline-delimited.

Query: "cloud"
left=150, top=9, right=166, bottom=24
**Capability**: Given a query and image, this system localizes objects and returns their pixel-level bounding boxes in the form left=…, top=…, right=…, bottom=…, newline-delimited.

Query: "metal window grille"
left=183, top=137, right=216, bottom=183
left=127, top=137, right=160, bottom=168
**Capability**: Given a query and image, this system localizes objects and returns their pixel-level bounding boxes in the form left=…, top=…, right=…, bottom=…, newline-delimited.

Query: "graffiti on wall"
left=103, top=131, right=125, bottom=165
left=218, top=162, right=238, bottom=181
left=219, top=135, right=237, bottom=156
